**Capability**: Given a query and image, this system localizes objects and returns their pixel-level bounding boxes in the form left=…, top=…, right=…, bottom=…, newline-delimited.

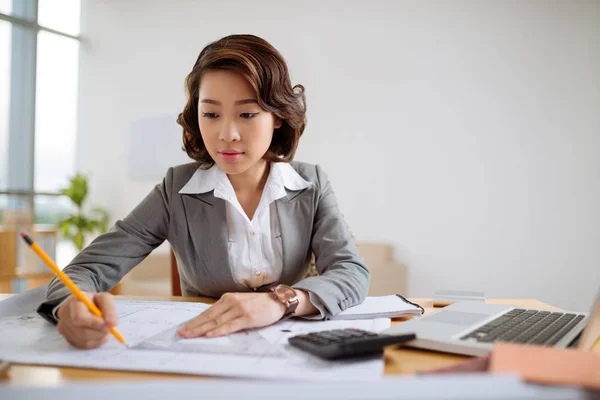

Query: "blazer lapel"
left=275, top=188, right=316, bottom=285
left=181, top=193, right=245, bottom=292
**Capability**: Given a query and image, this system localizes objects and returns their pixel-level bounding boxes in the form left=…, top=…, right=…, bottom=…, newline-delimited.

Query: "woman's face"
left=198, top=70, right=281, bottom=175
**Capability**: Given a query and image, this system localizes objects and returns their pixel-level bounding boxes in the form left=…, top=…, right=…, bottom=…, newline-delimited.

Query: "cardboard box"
left=0, top=228, right=17, bottom=276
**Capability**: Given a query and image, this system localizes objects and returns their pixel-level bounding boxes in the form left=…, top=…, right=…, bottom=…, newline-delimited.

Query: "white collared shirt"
left=179, top=162, right=311, bottom=290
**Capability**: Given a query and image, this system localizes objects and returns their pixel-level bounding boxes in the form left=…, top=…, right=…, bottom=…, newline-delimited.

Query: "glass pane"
left=0, top=20, right=10, bottom=191
left=38, top=0, right=81, bottom=36
left=0, top=194, right=30, bottom=226
left=35, top=195, right=78, bottom=269
left=34, top=194, right=75, bottom=225
left=0, top=0, right=11, bottom=15
left=35, top=31, right=79, bottom=193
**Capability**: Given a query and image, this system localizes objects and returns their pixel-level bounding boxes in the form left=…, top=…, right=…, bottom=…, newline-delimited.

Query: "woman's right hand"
left=56, top=292, right=118, bottom=349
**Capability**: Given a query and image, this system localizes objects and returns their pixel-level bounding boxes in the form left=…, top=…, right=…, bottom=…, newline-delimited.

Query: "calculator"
left=287, top=328, right=416, bottom=360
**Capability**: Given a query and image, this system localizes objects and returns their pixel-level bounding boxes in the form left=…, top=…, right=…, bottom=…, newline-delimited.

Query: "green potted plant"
left=58, top=174, right=110, bottom=251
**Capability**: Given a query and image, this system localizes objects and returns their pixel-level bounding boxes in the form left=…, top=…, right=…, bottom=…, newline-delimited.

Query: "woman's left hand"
left=178, top=292, right=286, bottom=338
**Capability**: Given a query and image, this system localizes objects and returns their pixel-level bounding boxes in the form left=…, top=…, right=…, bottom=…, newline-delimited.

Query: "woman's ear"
left=274, top=117, right=283, bottom=129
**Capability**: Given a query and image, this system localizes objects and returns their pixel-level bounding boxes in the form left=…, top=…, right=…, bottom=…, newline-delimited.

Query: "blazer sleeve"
left=36, top=167, right=174, bottom=323
left=292, top=165, right=370, bottom=318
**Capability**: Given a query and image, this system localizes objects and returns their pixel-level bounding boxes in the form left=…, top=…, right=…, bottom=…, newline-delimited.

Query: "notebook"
left=331, top=295, right=424, bottom=320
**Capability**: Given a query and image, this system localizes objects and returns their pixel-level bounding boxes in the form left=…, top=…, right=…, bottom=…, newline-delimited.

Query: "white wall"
left=77, top=0, right=600, bottom=311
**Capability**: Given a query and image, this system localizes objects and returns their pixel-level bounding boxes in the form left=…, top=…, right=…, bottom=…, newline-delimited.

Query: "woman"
left=39, top=34, right=369, bottom=349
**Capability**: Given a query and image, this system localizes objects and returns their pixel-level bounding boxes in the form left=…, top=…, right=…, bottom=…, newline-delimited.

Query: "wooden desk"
left=1, top=295, right=597, bottom=385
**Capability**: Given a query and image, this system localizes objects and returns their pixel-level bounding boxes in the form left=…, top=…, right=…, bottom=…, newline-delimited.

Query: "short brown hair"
left=177, top=34, right=306, bottom=168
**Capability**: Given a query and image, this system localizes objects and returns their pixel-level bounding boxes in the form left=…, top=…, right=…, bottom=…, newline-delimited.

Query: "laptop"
left=384, top=286, right=600, bottom=356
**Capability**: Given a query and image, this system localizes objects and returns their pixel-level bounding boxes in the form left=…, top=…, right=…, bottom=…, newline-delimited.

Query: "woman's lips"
left=219, top=151, right=244, bottom=162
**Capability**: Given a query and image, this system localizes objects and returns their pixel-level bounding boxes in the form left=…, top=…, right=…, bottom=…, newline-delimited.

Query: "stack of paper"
left=331, top=295, right=424, bottom=320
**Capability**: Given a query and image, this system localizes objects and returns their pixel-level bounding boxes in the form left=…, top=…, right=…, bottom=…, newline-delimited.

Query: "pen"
left=20, top=232, right=127, bottom=345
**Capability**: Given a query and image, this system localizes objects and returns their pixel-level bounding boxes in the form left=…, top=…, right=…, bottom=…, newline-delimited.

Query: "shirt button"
left=250, top=231, right=255, bottom=236
left=255, top=270, right=261, bottom=276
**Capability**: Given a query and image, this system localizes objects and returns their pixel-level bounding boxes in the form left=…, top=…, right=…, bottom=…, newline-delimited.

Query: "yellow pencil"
left=20, top=232, right=127, bottom=345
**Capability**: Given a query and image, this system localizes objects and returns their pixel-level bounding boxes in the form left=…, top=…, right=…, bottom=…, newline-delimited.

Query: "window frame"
left=0, top=0, right=81, bottom=219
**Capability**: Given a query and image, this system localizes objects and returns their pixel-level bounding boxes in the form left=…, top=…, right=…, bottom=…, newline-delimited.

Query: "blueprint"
left=0, top=299, right=390, bottom=381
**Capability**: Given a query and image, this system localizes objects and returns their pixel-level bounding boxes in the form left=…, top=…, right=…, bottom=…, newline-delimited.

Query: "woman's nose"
left=219, top=119, right=240, bottom=142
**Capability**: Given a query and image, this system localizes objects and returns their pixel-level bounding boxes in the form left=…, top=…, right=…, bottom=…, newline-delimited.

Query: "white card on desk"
left=331, top=295, right=424, bottom=320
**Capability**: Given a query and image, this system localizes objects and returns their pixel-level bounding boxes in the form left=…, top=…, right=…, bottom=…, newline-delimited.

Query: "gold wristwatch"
left=269, top=284, right=299, bottom=319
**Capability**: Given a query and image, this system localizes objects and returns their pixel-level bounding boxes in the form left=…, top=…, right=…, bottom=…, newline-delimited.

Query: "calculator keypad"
left=288, top=328, right=416, bottom=360
left=294, top=329, right=378, bottom=346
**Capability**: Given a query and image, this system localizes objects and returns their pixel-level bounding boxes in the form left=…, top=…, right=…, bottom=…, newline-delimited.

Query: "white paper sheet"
left=332, top=295, right=423, bottom=320
left=0, top=299, right=390, bottom=381
left=0, top=284, right=48, bottom=317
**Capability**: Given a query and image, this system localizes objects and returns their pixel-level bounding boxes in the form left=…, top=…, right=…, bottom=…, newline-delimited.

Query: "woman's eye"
left=240, top=113, right=260, bottom=119
left=202, top=112, right=219, bottom=119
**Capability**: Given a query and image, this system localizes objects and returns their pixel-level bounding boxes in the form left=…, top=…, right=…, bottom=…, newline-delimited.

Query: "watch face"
left=274, top=285, right=296, bottom=301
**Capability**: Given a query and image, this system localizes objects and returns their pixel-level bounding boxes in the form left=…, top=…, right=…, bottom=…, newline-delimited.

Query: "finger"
left=76, top=334, right=110, bottom=350
left=205, top=316, right=250, bottom=338
left=61, top=324, right=110, bottom=349
left=71, top=300, right=106, bottom=330
left=94, top=293, right=118, bottom=327
left=58, top=319, right=108, bottom=338
left=80, top=326, right=110, bottom=339
left=57, top=295, right=77, bottom=321
left=67, top=296, right=79, bottom=321
left=67, top=292, right=92, bottom=321
left=179, top=299, right=231, bottom=332
left=180, top=307, right=243, bottom=338
left=178, top=302, right=231, bottom=335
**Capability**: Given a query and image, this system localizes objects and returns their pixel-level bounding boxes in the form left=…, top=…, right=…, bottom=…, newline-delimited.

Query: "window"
left=0, top=0, right=12, bottom=15
left=38, top=0, right=80, bottom=36
left=35, top=31, right=79, bottom=193
left=0, top=19, right=10, bottom=191
left=0, top=0, right=80, bottom=265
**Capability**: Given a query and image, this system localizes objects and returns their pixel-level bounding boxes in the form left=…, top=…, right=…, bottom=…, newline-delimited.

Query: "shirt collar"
left=178, top=162, right=311, bottom=195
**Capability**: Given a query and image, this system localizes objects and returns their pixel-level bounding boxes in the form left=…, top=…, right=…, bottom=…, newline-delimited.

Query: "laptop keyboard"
left=460, top=309, right=585, bottom=346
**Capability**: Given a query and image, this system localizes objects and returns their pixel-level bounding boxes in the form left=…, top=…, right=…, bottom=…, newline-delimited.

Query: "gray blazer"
left=39, top=161, right=370, bottom=322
